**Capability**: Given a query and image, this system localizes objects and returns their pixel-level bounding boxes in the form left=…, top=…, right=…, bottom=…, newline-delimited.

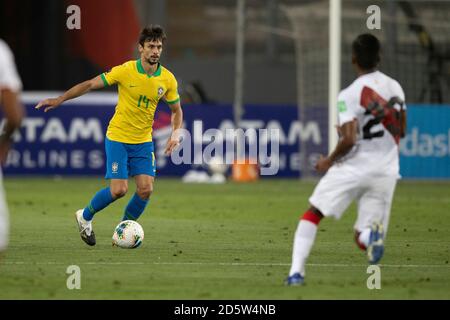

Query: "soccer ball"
left=112, top=220, right=144, bottom=249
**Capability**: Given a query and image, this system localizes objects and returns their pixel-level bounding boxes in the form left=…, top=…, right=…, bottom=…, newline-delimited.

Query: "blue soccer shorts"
left=105, top=137, right=156, bottom=179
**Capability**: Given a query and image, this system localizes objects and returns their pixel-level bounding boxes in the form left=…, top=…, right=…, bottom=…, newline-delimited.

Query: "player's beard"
left=147, top=56, right=159, bottom=65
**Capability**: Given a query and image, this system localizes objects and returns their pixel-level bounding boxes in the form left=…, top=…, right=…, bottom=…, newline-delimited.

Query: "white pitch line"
left=2, top=261, right=450, bottom=268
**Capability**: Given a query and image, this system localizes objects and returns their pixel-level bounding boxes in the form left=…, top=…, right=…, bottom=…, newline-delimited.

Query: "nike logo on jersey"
left=129, top=85, right=139, bottom=88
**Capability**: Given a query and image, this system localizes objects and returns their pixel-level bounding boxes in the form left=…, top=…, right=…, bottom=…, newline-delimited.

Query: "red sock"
left=354, top=232, right=366, bottom=250
left=301, top=209, right=322, bottom=225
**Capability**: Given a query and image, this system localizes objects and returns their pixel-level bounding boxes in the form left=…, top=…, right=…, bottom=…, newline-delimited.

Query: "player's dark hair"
left=352, top=33, right=381, bottom=70
left=139, top=25, right=167, bottom=46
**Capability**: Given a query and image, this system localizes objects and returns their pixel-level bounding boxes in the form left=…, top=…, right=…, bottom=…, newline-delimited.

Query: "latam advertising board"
left=3, top=102, right=112, bottom=175
left=2, top=96, right=449, bottom=178
left=2, top=98, right=327, bottom=177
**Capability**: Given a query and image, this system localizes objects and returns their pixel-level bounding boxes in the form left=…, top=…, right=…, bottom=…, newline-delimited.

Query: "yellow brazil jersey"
left=100, top=59, right=180, bottom=143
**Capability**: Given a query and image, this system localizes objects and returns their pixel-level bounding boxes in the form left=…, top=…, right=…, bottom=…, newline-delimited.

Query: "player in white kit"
left=0, top=39, right=24, bottom=257
left=286, top=34, right=407, bottom=286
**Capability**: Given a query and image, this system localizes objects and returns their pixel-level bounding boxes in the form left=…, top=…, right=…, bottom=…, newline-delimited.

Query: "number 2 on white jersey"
left=360, top=86, right=404, bottom=144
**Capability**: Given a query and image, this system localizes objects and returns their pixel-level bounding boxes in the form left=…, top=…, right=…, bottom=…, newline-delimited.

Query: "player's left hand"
left=315, top=155, right=332, bottom=173
left=164, top=136, right=179, bottom=155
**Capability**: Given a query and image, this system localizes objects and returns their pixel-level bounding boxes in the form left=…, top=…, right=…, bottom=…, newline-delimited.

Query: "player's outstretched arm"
left=35, top=75, right=105, bottom=112
left=164, top=101, right=183, bottom=155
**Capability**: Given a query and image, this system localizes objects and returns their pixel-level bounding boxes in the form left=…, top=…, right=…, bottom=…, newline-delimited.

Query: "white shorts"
left=309, top=164, right=397, bottom=233
left=0, top=171, right=9, bottom=252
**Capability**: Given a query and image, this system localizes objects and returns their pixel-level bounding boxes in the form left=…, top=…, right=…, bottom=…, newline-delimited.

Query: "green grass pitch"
left=0, top=178, right=449, bottom=299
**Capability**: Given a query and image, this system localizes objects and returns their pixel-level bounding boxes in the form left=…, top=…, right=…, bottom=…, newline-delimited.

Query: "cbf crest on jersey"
left=157, top=87, right=164, bottom=97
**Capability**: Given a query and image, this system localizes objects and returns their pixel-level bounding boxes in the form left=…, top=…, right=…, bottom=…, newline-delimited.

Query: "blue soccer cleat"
left=285, top=273, right=305, bottom=286
left=367, top=223, right=384, bottom=264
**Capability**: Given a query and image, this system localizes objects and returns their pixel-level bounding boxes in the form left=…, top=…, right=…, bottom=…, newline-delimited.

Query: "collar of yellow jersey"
left=136, top=59, right=162, bottom=77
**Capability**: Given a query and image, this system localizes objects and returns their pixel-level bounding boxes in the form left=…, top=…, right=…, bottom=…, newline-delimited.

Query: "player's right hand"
left=315, top=155, right=332, bottom=173
left=35, top=97, right=63, bottom=112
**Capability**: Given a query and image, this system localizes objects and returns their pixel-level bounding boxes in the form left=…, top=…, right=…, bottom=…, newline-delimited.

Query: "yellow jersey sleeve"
left=164, top=74, right=180, bottom=105
left=100, top=63, right=127, bottom=86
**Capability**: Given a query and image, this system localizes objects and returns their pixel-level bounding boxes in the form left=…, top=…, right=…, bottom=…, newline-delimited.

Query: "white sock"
left=358, top=228, right=371, bottom=249
left=289, top=220, right=318, bottom=277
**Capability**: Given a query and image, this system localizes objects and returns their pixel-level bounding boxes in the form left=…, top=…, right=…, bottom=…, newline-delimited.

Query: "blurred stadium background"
left=0, top=0, right=449, bottom=179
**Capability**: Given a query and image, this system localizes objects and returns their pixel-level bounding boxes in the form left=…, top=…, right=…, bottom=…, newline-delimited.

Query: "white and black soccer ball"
left=112, top=220, right=144, bottom=249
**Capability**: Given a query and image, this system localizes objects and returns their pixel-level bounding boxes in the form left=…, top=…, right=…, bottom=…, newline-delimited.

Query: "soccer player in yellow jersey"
left=35, top=25, right=183, bottom=246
